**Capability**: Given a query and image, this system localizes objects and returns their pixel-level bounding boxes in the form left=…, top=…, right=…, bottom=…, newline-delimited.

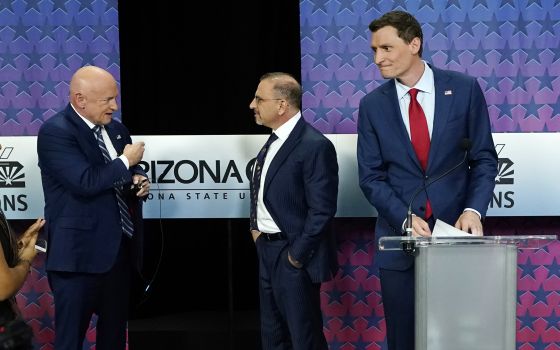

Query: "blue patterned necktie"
left=250, top=133, right=278, bottom=231
left=93, top=125, right=134, bottom=238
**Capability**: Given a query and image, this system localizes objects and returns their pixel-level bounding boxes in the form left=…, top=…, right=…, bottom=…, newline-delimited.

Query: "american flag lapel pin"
left=444, top=90, right=452, bottom=95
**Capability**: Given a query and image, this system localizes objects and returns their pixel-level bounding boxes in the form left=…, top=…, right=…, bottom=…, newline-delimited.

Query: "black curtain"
left=118, top=1, right=301, bottom=318
left=119, top=1, right=301, bottom=135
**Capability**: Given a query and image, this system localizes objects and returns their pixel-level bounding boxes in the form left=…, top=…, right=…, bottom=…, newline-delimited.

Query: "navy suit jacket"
left=357, top=66, right=498, bottom=270
left=37, top=104, right=146, bottom=274
left=258, top=117, right=339, bottom=283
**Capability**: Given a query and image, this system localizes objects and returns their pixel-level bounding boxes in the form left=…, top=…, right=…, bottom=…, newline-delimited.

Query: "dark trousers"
left=256, top=238, right=327, bottom=350
left=48, top=238, right=131, bottom=350
left=379, top=267, right=415, bottom=350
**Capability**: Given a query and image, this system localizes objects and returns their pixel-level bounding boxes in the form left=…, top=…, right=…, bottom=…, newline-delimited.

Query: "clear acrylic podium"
left=379, top=235, right=556, bottom=350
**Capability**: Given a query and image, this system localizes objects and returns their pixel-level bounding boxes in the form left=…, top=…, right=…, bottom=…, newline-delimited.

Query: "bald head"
left=70, top=66, right=119, bottom=125
left=70, top=66, right=116, bottom=96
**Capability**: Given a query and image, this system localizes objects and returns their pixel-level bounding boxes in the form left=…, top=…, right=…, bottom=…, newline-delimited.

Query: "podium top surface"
left=379, top=235, right=557, bottom=251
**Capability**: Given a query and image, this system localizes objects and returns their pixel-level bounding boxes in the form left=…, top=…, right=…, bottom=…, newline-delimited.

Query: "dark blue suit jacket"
left=357, top=66, right=498, bottom=270
left=259, top=118, right=339, bottom=283
left=37, top=104, right=145, bottom=274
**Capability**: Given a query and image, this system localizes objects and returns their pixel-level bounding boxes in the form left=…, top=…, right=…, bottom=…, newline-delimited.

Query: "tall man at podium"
left=356, top=11, right=498, bottom=350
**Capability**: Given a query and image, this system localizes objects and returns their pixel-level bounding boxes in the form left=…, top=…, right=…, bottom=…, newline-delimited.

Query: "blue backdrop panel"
left=300, top=0, right=559, bottom=134
left=0, top=0, right=121, bottom=136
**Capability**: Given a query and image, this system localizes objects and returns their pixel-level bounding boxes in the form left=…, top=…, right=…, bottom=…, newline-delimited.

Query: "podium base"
left=415, top=244, right=516, bottom=350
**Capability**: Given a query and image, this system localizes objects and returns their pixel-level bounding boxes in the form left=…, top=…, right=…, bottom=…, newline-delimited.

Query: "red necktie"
left=408, top=88, right=432, bottom=219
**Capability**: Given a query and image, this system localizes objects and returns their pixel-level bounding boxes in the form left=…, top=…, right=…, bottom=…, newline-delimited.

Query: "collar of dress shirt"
left=70, top=103, right=98, bottom=130
left=273, top=112, right=301, bottom=142
left=395, top=61, right=435, bottom=100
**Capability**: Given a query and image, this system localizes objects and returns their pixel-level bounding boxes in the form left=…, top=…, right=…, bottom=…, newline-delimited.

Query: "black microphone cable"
left=113, top=151, right=163, bottom=307
left=136, top=180, right=164, bottom=307
left=405, top=138, right=472, bottom=236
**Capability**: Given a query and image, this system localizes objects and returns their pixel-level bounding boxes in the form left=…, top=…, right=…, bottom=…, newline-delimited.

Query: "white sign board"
left=0, top=133, right=556, bottom=219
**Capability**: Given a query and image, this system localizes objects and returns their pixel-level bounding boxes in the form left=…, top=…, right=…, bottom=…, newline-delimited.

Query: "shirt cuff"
left=118, top=155, right=129, bottom=169
left=464, top=208, right=481, bottom=219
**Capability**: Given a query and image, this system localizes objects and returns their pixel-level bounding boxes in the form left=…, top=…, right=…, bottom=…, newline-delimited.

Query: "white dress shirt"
left=395, top=61, right=435, bottom=140
left=256, top=113, right=301, bottom=233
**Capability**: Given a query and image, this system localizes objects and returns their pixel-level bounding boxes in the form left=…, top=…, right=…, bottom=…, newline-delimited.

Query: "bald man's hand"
left=123, top=142, right=145, bottom=166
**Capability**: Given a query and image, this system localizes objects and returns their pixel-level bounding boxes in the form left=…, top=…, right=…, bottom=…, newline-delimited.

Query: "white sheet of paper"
left=432, top=219, right=473, bottom=237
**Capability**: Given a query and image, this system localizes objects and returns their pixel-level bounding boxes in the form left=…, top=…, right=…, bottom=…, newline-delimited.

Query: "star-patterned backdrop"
left=1, top=0, right=120, bottom=348
left=301, top=1, right=560, bottom=349
left=0, top=0, right=121, bottom=136
left=300, top=0, right=559, bottom=133
left=324, top=218, right=560, bottom=350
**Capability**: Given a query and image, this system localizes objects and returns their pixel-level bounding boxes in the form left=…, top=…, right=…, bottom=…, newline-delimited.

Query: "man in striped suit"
left=249, top=72, right=339, bottom=350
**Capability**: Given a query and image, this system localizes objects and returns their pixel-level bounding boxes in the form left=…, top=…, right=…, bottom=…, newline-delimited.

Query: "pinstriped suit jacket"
left=260, top=117, right=339, bottom=283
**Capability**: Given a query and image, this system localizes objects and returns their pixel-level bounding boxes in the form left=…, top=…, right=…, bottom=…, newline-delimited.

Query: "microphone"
left=405, top=138, right=472, bottom=236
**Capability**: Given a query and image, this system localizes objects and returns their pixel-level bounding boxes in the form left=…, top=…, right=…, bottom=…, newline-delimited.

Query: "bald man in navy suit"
left=37, top=66, right=149, bottom=350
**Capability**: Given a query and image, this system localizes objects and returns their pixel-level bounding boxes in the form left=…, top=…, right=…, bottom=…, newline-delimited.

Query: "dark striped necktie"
left=250, top=133, right=278, bottom=231
left=93, top=125, right=134, bottom=237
